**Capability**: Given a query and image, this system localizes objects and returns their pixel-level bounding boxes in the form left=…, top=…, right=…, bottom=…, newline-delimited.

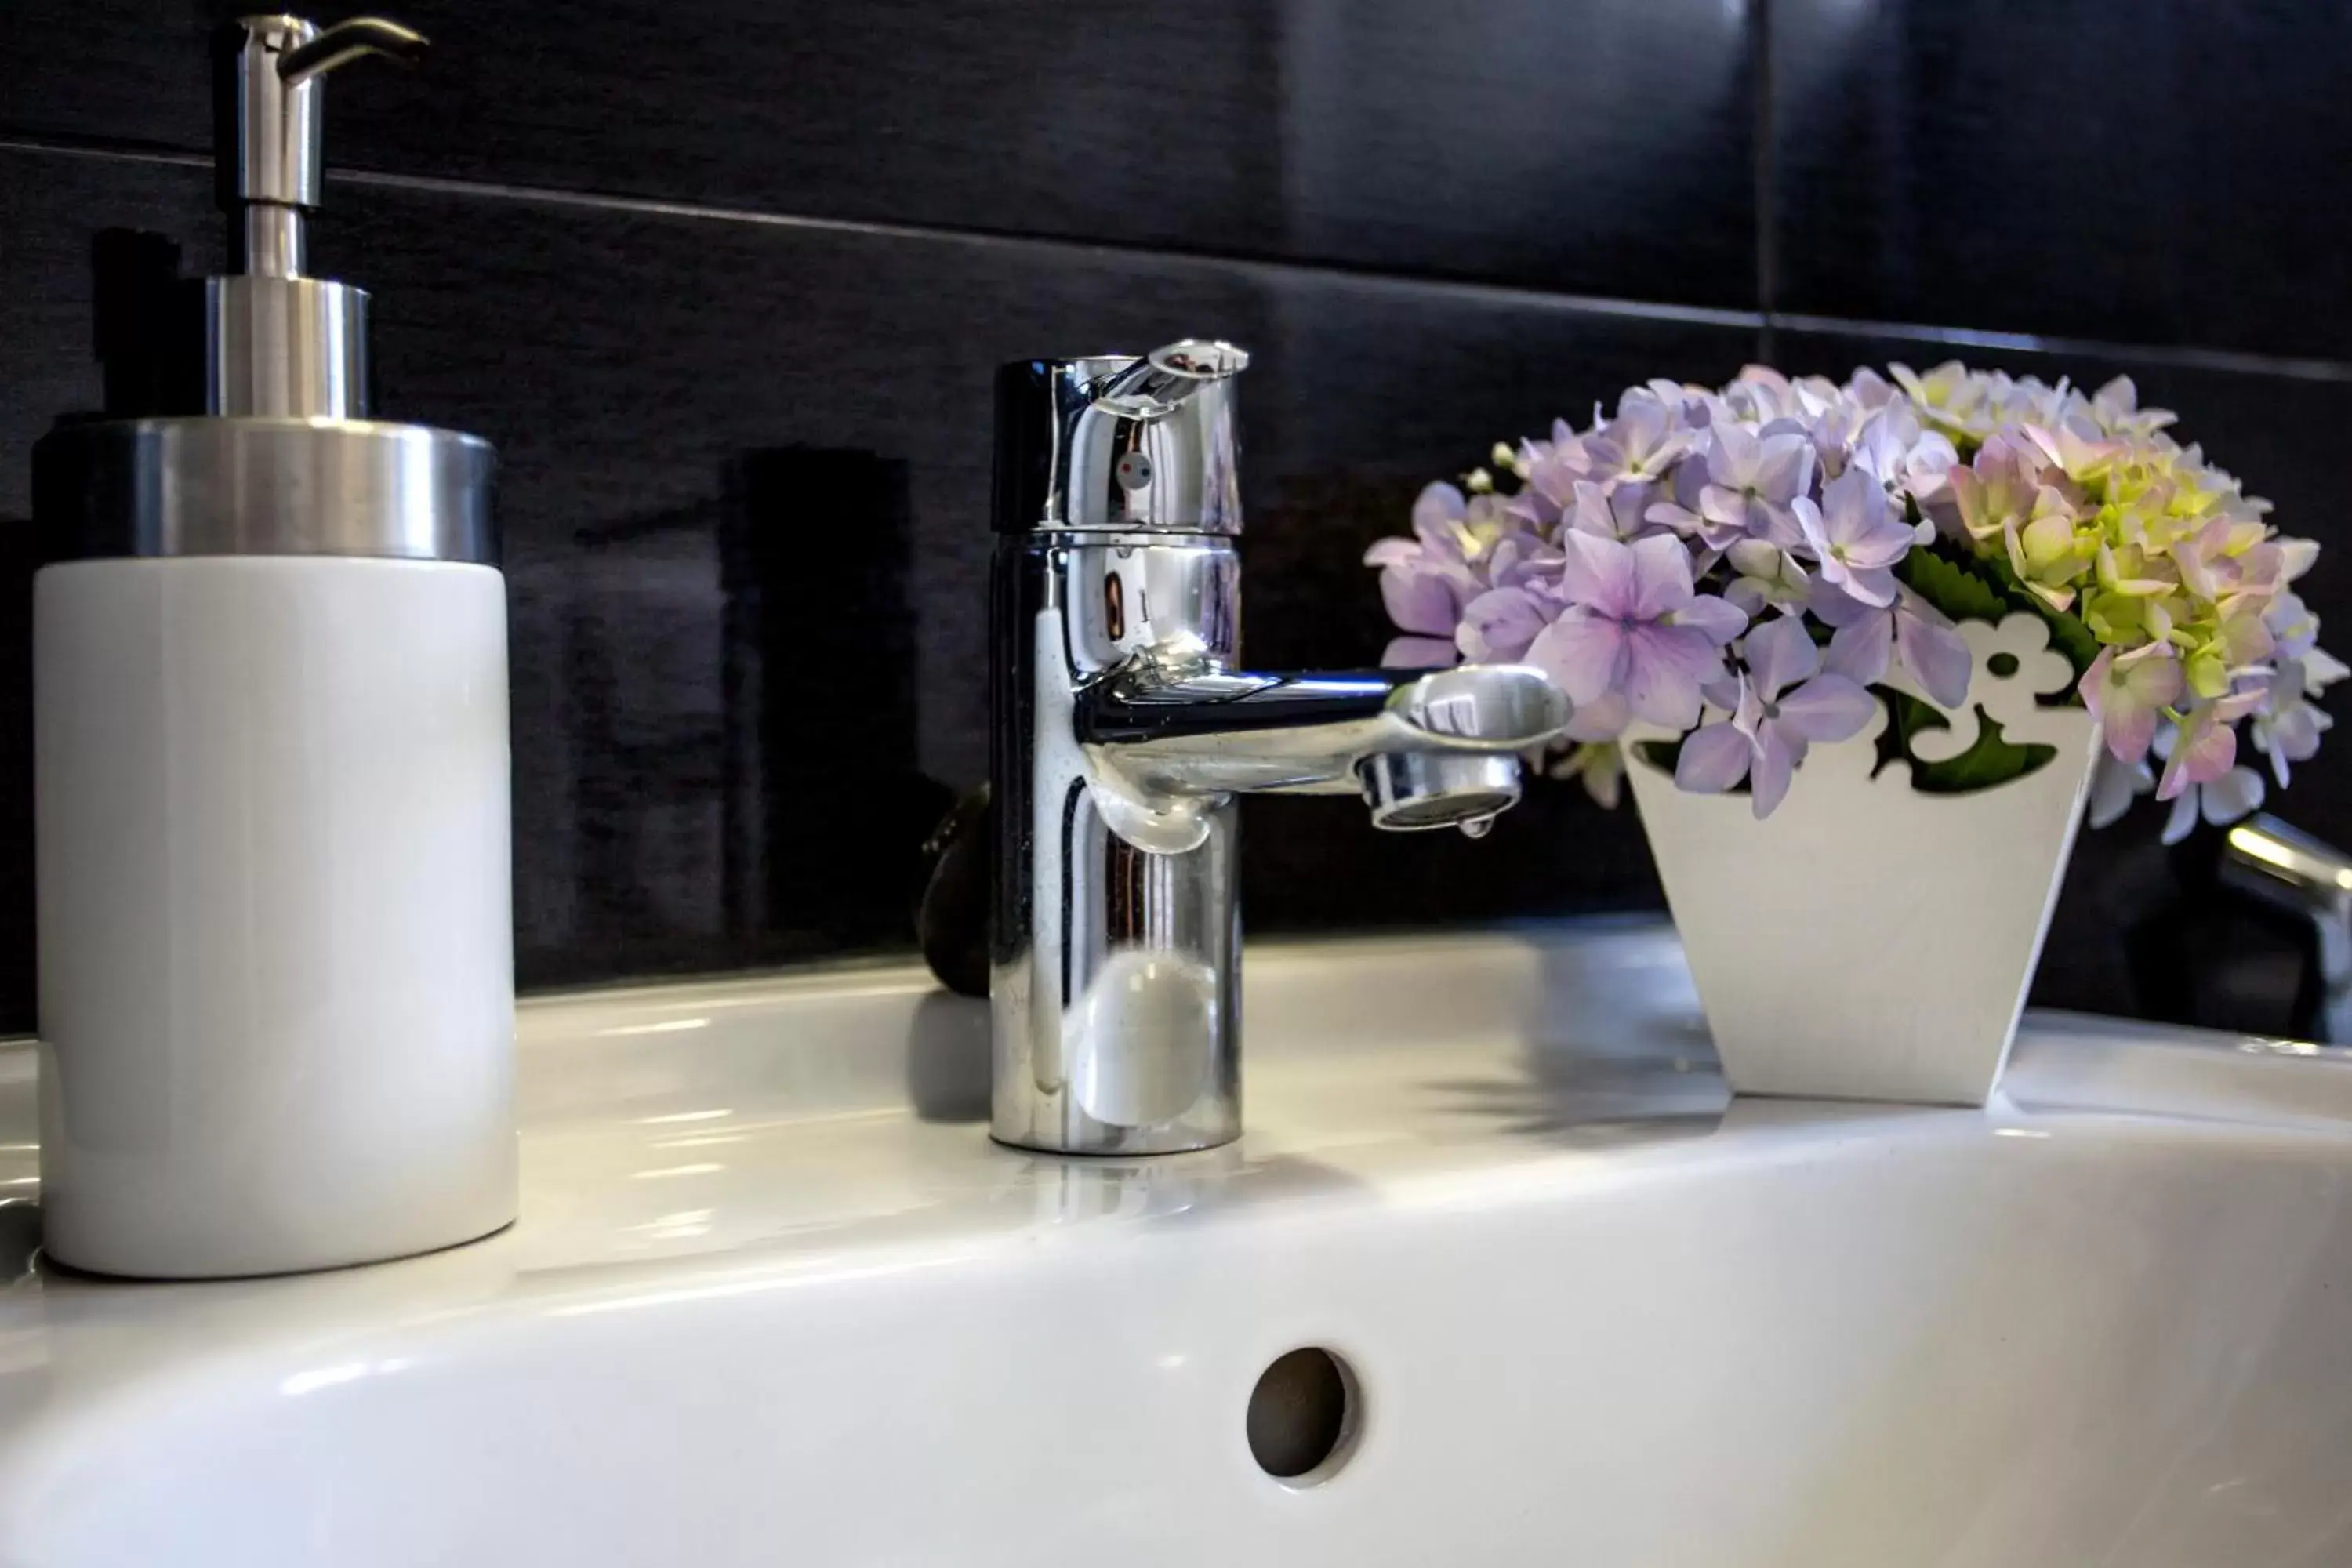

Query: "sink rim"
left=0, top=916, right=2346, bottom=1434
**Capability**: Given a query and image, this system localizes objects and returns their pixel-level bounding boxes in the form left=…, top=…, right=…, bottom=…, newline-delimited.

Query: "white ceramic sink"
left=2, top=920, right=2350, bottom=1566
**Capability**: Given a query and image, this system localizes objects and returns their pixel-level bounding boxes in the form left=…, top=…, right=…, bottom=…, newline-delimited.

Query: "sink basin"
left=1, top=919, right=2349, bottom=1566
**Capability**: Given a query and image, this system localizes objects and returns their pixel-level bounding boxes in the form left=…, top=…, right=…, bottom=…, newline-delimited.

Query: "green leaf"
left=1871, top=684, right=2055, bottom=793
left=1896, top=543, right=2101, bottom=685
left=2028, top=595, right=2103, bottom=681
left=1911, top=705, right=2056, bottom=794
left=1896, top=546, right=2009, bottom=625
left=1870, top=685, right=1951, bottom=779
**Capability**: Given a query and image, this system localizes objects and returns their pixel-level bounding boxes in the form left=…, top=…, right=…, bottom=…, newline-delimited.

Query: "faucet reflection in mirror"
left=989, top=341, right=1566, bottom=1156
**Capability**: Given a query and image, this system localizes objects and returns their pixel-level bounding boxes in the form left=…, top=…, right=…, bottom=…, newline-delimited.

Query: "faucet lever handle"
left=1090, top=339, right=1251, bottom=419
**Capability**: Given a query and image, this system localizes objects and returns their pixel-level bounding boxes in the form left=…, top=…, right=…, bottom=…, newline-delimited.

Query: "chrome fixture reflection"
left=989, top=341, right=1568, bottom=1156
left=2222, top=814, right=2352, bottom=1042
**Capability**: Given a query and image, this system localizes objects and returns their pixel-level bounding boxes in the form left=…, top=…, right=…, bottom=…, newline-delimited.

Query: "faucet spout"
left=1076, top=659, right=1566, bottom=812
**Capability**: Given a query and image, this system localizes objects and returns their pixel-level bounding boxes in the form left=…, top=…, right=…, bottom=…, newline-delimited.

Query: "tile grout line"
left=8, top=130, right=2352, bottom=388
left=326, top=161, right=1779, bottom=332
left=1751, top=0, right=1779, bottom=365
left=1767, top=312, right=2352, bottom=387
left=0, top=129, right=1766, bottom=335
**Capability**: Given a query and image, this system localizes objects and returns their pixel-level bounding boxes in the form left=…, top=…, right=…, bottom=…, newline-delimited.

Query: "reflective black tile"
left=1772, top=0, right=2352, bottom=359
left=2, top=0, right=1759, bottom=306
left=0, top=144, right=1761, bottom=1025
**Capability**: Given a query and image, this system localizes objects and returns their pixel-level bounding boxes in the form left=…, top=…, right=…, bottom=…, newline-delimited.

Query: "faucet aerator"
left=1358, top=752, right=1523, bottom=832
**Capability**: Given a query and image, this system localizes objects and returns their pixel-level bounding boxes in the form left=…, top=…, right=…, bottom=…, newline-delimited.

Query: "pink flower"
left=2152, top=710, right=2266, bottom=845
left=1947, top=432, right=2047, bottom=545
left=2082, top=644, right=2185, bottom=765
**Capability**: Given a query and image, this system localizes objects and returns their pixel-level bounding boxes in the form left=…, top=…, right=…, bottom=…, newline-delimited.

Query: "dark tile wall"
left=0, top=0, right=1759, bottom=305
left=1770, top=0, right=2352, bottom=360
left=1, top=2, right=2347, bottom=1030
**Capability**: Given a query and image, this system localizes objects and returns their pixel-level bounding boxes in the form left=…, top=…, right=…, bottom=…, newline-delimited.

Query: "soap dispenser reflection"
left=28, top=15, right=514, bottom=1279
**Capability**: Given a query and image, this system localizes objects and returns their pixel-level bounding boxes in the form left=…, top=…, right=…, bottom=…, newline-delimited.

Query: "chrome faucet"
left=2222, top=814, right=2352, bottom=1041
left=989, top=341, right=1568, bottom=1156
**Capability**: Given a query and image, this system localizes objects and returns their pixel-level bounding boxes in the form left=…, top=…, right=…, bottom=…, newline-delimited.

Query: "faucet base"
left=988, top=883, right=1243, bottom=1158
left=988, top=1124, right=1241, bottom=1159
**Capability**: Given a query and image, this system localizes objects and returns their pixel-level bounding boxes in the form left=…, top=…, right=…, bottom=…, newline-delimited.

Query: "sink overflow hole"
left=1247, top=1347, right=1360, bottom=1483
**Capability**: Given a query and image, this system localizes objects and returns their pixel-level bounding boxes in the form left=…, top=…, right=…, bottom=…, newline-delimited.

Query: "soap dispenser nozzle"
left=209, top=13, right=426, bottom=416
left=226, top=13, right=426, bottom=278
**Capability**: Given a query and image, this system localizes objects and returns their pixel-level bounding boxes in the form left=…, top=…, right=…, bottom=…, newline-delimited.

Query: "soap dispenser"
left=28, top=15, right=515, bottom=1278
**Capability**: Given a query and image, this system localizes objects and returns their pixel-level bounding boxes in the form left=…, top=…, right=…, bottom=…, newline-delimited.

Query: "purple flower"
left=1455, top=580, right=1565, bottom=663
left=2252, top=654, right=2332, bottom=787
left=2267, top=590, right=2321, bottom=662
left=1723, top=539, right=1812, bottom=618
left=2155, top=688, right=2267, bottom=804
left=1792, top=467, right=1914, bottom=607
left=1560, top=690, right=1633, bottom=742
left=1682, top=423, right=1815, bottom=550
left=1672, top=615, right=1877, bottom=818
left=1523, top=532, right=1746, bottom=731
left=1362, top=561, right=1470, bottom=666
left=1508, top=422, right=1589, bottom=531
left=1844, top=366, right=1900, bottom=412
left=1372, top=356, right=2332, bottom=825
left=1717, top=365, right=1835, bottom=428
left=1365, top=481, right=1543, bottom=666
left=2088, top=751, right=2155, bottom=829
left=2152, top=710, right=2266, bottom=844
left=1848, top=405, right=1958, bottom=509
left=2081, top=644, right=2184, bottom=765
left=1566, top=477, right=1669, bottom=544
left=1809, top=579, right=1973, bottom=710
left=1581, top=391, right=1697, bottom=489
left=2160, top=771, right=2267, bottom=845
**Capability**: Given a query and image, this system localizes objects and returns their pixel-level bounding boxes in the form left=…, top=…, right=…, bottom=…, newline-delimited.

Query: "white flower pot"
left=1624, top=615, right=2102, bottom=1107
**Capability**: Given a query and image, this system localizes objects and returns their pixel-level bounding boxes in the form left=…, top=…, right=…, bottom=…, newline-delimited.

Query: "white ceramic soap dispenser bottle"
left=27, top=14, right=515, bottom=1278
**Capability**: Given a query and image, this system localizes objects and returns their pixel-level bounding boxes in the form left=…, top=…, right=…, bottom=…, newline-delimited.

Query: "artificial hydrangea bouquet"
left=1367, top=362, right=2339, bottom=840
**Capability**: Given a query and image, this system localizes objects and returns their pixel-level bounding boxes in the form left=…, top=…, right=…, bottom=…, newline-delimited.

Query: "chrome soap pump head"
left=31, top=9, right=494, bottom=571
left=206, top=13, right=427, bottom=418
